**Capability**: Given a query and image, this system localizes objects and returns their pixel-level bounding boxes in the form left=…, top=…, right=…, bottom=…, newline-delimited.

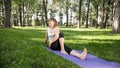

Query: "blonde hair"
left=49, top=18, right=58, bottom=28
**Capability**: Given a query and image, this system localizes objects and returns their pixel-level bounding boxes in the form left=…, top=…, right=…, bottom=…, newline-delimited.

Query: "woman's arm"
left=51, top=27, right=60, bottom=44
left=44, top=31, right=48, bottom=44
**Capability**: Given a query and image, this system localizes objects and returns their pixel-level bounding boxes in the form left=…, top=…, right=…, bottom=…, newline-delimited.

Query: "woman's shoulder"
left=54, top=26, right=59, bottom=30
left=55, top=26, right=59, bottom=29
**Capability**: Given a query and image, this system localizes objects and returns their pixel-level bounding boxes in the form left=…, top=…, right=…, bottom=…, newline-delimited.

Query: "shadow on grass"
left=0, top=27, right=120, bottom=68
left=15, top=27, right=120, bottom=63
left=61, top=29, right=119, bottom=36
left=0, top=28, right=80, bottom=68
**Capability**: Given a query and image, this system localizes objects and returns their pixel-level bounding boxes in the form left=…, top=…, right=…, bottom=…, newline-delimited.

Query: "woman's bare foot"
left=61, top=50, right=68, bottom=55
left=80, top=48, right=87, bottom=60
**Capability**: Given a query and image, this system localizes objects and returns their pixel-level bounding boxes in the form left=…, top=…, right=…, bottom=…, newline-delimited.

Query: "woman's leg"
left=59, top=32, right=87, bottom=60
left=70, top=48, right=87, bottom=60
left=50, top=39, right=61, bottom=50
left=59, top=37, right=68, bottom=54
left=59, top=33, right=68, bottom=54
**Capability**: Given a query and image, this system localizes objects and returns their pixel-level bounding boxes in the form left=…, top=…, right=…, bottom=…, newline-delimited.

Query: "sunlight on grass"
left=0, top=27, right=120, bottom=68
left=0, top=27, right=81, bottom=68
left=75, top=35, right=120, bottom=40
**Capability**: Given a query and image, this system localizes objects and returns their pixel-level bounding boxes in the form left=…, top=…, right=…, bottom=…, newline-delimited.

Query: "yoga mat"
left=45, top=47, right=120, bottom=68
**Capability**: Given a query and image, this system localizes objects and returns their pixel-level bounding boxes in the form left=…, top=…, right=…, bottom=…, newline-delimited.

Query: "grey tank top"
left=47, top=28, right=56, bottom=43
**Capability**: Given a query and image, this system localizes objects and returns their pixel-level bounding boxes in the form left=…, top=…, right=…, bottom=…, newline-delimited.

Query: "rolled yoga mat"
left=45, top=47, right=120, bottom=68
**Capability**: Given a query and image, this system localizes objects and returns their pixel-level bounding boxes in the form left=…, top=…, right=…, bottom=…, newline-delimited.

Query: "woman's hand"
left=48, top=43, right=52, bottom=48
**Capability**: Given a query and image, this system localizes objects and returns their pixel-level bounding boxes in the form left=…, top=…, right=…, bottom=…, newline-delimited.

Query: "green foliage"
left=32, top=18, right=40, bottom=26
left=10, top=0, right=115, bottom=28
left=0, top=16, right=3, bottom=22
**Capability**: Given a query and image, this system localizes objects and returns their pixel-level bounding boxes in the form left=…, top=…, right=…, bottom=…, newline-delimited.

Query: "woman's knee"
left=50, top=40, right=60, bottom=50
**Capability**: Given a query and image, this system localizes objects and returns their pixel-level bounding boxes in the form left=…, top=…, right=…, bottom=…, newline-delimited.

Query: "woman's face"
left=49, top=20, right=55, bottom=28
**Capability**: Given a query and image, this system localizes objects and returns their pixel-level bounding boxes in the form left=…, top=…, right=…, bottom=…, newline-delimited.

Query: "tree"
left=99, top=0, right=105, bottom=28
left=71, top=1, right=78, bottom=26
left=4, top=0, right=11, bottom=28
left=91, top=0, right=100, bottom=28
left=43, top=0, right=48, bottom=26
left=65, top=0, right=69, bottom=27
left=78, top=0, right=82, bottom=28
left=12, top=0, right=40, bottom=26
left=112, top=0, right=120, bottom=34
left=86, top=0, right=90, bottom=28
left=18, top=4, right=22, bottom=26
left=104, top=0, right=111, bottom=28
left=95, top=1, right=99, bottom=28
left=13, top=0, right=24, bottom=26
left=2, top=0, right=116, bottom=28
left=0, top=0, right=5, bottom=26
left=51, top=0, right=64, bottom=26
left=59, top=0, right=64, bottom=26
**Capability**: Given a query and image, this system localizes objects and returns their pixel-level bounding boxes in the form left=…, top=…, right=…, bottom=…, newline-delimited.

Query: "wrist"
left=49, top=42, right=52, bottom=45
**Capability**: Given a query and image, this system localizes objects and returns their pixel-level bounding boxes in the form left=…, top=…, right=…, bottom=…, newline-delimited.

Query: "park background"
left=0, top=0, right=120, bottom=68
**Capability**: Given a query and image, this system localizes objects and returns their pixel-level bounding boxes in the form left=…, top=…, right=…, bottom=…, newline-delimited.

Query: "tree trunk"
left=59, top=0, right=63, bottom=26
left=1, top=0, right=5, bottom=26
left=100, top=0, right=105, bottom=28
left=66, top=7, right=68, bottom=27
left=111, top=0, right=114, bottom=26
left=66, top=0, right=69, bottom=27
left=4, top=0, right=11, bottom=28
left=41, top=6, right=45, bottom=26
left=26, top=9, right=30, bottom=26
left=22, top=2, right=25, bottom=27
left=104, top=12, right=108, bottom=28
left=104, top=1, right=111, bottom=28
left=59, top=12, right=63, bottom=26
left=70, top=9, right=72, bottom=26
left=19, top=4, right=22, bottom=26
left=43, top=0, right=48, bottom=26
left=112, top=0, right=120, bottom=34
left=86, top=0, right=90, bottom=28
left=96, top=4, right=98, bottom=28
left=13, top=14, right=18, bottom=26
left=78, top=0, right=82, bottom=28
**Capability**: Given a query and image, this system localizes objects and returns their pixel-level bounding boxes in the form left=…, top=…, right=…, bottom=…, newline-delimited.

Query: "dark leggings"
left=50, top=33, right=72, bottom=54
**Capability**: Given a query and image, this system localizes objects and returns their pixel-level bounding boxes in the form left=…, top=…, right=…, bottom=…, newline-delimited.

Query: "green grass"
left=0, top=27, right=120, bottom=68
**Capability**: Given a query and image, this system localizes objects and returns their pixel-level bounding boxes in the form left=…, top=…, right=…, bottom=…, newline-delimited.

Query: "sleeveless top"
left=47, top=27, right=56, bottom=43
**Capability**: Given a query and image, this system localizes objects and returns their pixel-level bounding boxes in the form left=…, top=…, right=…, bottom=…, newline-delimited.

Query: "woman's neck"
left=49, top=26, right=56, bottom=29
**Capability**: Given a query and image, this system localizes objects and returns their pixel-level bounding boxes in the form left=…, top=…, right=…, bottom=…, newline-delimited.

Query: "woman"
left=44, top=18, right=87, bottom=60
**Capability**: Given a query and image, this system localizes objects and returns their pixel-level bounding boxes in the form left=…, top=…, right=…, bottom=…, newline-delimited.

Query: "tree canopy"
left=0, top=0, right=120, bottom=33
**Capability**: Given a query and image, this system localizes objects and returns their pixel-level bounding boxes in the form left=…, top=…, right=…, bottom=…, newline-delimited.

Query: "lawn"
left=0, top=27, right=120, bottom=68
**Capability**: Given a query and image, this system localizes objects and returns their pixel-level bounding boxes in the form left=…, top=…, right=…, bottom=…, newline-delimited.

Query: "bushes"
left=32, top=18, right=40, bottom=26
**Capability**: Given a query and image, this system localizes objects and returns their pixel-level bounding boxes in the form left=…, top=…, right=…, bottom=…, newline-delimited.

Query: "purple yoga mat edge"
left=45, top=47, right=120, bottom=68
